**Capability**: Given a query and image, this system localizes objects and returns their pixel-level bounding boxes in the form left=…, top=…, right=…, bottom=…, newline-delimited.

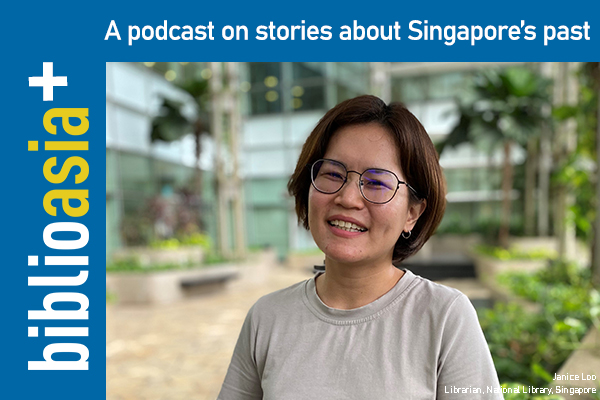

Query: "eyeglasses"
left=310, top=159, right=418, bottom=204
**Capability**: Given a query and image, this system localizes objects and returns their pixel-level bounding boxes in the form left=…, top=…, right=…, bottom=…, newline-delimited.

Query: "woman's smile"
left=327, top=215, right=368, bottom=236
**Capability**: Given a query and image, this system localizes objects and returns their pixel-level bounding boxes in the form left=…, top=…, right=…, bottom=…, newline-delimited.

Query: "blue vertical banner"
left=3, top=39, right=107, bottom=400
left=1, top=0, right=599, bottom=399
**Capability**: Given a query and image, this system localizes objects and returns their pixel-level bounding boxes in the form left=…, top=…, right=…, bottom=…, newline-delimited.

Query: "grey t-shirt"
left=218, top=270, right=502, bottom=400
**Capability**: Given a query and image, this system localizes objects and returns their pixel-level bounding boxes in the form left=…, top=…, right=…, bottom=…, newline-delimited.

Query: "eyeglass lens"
left=311, top=159, right=398, bottom=204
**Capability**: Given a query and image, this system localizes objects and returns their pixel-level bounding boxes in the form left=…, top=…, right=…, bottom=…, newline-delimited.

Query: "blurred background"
left=106, top=62, right=600, bottom=400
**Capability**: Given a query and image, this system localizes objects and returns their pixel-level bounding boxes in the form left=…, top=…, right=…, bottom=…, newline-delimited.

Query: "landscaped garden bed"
left=472, top=241, right=557, bottom=282
left=478, top=259, right=600, bottom=399
left=106, top=233, right=241, bottom=305
left=106, top=261, right=239, bottom=305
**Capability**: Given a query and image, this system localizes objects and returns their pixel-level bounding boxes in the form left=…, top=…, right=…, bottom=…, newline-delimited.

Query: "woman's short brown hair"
left=287, top=95, right=447, bottom=263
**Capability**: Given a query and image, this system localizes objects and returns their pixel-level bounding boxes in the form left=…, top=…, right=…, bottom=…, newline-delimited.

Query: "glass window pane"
left=292, top=85, right=324, bottom=112
left=248, top=62, right=281, bottom=85
left=250, top=90, right=282, bottom=114
left=292, top=63, right=324, bottom=80
left=429, top=72, right=467, bottom=100
left=392, top=76, right=429, bottom=103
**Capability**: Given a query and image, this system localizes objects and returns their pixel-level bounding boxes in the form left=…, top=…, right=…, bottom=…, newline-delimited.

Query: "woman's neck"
left=315, top=259, right=404, bottom=310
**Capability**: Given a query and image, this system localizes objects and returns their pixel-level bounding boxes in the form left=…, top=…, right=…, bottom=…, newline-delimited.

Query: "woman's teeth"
left=328, top=220, right=367, bottom=233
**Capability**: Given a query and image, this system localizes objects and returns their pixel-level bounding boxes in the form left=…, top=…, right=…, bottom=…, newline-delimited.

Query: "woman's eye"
left=325, top=172, right=344, bottom=179
left=364, top=179, right=389, bottom=189
left=366, top=180, right=383, bottom=186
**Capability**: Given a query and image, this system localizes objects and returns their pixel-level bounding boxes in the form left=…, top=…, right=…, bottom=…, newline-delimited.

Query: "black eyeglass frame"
left=309, top=158, right=420, bottom=204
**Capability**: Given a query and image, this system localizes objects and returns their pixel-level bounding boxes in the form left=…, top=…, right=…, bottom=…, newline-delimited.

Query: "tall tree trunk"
left=193, top=121, right=204, bottom=230
left=499, top=141, right=514, bottom=248
left=226, top=62, right=247, bottom=259
left=555, top=62, right=579, bottom=260
left=538, top=62, right=553, bottom=237
left=210, top=62, right=231, bottom=258
left=538, top=123, right=552, bottom=236
left=524, top=137, right=538, bottom=236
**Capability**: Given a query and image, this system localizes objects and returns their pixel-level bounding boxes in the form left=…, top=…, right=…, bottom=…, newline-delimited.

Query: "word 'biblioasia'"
left=28, top=108, right=91, bottom=371
left=104, top=19, right=591, bottom=47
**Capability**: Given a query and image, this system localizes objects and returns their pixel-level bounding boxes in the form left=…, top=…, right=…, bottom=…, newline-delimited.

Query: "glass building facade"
left=106, top=62, right=523, bottom=260
left=240, top=62, right=370, bottom=257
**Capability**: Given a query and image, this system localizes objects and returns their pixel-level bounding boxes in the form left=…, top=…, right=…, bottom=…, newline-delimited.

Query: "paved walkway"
left=107, top=264, right=312, bottom=400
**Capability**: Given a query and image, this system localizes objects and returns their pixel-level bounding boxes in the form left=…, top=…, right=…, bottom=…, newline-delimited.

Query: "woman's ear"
left=404, top=199, right=426, bottom=232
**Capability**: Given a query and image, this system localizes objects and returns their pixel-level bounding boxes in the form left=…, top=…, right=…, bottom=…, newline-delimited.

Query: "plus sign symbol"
left=29, top=62, right=68, bottom=101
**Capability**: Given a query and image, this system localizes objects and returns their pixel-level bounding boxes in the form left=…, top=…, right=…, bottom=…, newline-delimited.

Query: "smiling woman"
left=218, top=95, right=503, bottom=400
left=307, top=124, right=425, bottom=276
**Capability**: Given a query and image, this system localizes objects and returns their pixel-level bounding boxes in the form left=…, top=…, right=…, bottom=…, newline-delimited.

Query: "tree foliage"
left=439, top=67, right=551, bottom=247
left=151, top=98, right=192, bottom=142
left=150, top=74, right=211, bottom=231
left=439, top=67, right=551, bottom=153
left=151, top=78, right=210, bottom=144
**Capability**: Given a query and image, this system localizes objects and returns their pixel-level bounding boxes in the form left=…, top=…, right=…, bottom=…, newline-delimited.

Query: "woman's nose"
left=333, top=174, right=365, bottom=208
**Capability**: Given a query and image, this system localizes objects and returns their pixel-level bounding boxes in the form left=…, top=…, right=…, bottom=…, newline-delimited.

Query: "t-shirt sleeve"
left=436, top=293, right=503, bottom=400
left=217, top=305, right=263, bottom=400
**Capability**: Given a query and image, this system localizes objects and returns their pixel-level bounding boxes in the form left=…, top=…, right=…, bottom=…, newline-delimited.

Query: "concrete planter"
left=470, top=252, right=543, bottom=312
left=471, top=253, right=548, bottom=286
left=469, top=238, right=553, bottom=311
left=550, top=327, right=600, bottom=400
left=470, top=236, right=559, bottom=287
left=112, top=246, right=204, bottom=267
left=415, top=234, right=483, bottom=260
left=106, top=265, right=238, bottom=305
left=507, top=236, right=558, bottom=252
left=106, top=250, right=279, bottom=306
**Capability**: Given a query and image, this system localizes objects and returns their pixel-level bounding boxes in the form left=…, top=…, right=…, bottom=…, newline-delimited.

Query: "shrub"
left=480, top=259, right=600, bottom=386
left=106, top=258, right=193, bottom=273
left=180, top=232, right=212, bottom=249
left=149, top=232, right=212, bottom=250
left=475, top=245, right=557, bottom=261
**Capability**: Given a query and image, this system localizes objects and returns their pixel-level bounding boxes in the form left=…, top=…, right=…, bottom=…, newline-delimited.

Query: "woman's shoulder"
left=406, top=270, right=464, bottom=299
left=403, top=270, right=473, bottom=316
left=248, top=278, right=310, bottom=319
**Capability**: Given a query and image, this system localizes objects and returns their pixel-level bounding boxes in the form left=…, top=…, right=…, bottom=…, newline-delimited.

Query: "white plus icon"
left=29, top=62, right=68, bottom=101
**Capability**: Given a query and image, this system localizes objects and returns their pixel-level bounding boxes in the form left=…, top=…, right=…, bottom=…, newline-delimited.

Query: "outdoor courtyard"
left=107, top=261, right=311, bottom=400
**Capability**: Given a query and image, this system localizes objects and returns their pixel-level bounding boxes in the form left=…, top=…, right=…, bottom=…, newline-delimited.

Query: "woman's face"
left=308, top=123, right=425, bottom=267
